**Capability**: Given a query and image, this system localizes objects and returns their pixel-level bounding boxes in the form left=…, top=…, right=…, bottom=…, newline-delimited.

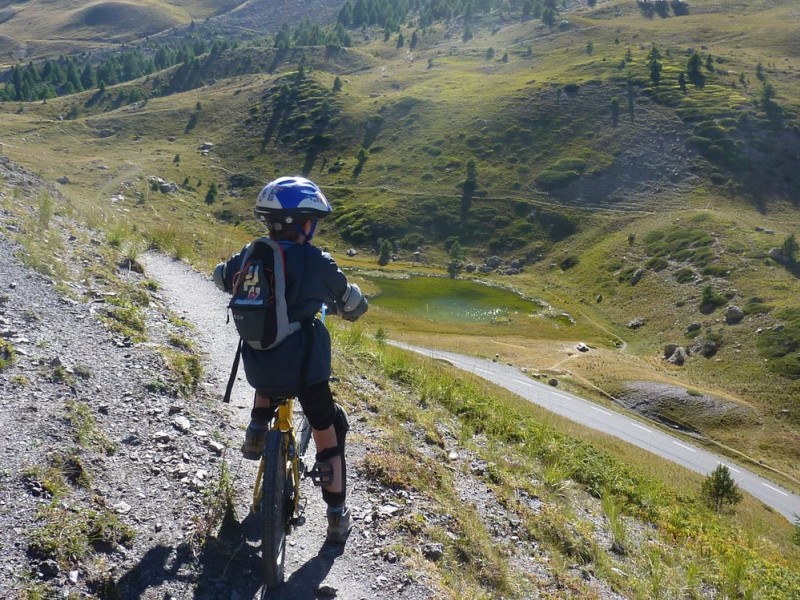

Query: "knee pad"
left=333, top=404, right=349, bottom=446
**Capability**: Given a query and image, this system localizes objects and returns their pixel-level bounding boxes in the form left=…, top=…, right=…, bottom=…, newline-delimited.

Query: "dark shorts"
left=257, top=380, right=335, bottom=431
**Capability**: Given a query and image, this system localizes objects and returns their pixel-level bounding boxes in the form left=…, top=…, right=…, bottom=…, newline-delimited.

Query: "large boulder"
left=628, top=316, right=645, bottom=329
left=768, top=247, right=786, bottom=263
left=725, top=305, right=745, bottom=325
left=485, top=256, right=503, bottom=270
left=689, top=338, right=718, bottom=358
left=667, top=346, right=688, bottom=366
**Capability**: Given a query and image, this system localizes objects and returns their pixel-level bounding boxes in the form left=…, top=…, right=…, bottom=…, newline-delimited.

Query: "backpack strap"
left=298, top=317, right=314, bottom=391
left=297, top=244, right=315, bottom=391
left=222, top=338, right=243, bottom=404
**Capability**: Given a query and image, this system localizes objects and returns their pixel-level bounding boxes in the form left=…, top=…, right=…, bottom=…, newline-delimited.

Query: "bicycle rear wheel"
left=261, top=429, right=291, bottom=589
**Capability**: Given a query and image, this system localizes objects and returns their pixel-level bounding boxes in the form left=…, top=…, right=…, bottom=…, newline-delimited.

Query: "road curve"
left=392, top=342, right=800, bottom=522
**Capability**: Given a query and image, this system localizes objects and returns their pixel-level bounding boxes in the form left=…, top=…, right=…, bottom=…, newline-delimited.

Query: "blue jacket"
left=220, top=239, right=350, bottom=394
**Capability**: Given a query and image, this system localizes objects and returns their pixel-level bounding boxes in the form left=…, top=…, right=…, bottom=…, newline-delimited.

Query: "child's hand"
left=338, top=284, right=368, bottom=321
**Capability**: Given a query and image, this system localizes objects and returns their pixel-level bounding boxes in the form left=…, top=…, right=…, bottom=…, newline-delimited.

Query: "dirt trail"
left=140, top=252, right=431, bottom=600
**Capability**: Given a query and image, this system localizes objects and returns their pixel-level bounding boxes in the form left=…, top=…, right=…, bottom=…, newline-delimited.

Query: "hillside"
left=0, top=0, right=798, bottom=484
left=1, top=164, right=798, bottom=599
left=0, top=0, right=244, bottom=62
left=1, top=0, right=800, bottom=595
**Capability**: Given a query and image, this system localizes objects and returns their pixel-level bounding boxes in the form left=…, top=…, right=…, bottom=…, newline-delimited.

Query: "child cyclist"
left=212, top=176, right=368, bottom=542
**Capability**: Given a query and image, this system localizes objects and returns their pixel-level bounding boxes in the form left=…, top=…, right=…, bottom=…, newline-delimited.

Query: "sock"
left=250, top=406, right=274, bottom=426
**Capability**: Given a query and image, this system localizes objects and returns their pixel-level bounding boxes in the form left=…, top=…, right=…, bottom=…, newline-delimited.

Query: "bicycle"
left=248, top=305, right=332, bottom=589
left=250, top=395, right=314, bottom=588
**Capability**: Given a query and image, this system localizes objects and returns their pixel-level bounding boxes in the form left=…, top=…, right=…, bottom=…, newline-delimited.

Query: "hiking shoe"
left=326, top=506, right=352, bottom=543
left=241, top=422, right=268, bottom=460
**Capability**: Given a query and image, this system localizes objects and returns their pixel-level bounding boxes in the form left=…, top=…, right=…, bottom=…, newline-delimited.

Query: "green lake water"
left=363, top=275, right=544, bottom=323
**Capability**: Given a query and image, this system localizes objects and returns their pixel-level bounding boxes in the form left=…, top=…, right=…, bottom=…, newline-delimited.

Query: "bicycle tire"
left=261, top=429, right=291, bottom=589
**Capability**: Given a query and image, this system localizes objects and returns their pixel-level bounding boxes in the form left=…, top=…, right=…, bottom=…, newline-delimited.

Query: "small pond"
left=362, top=274, right=545, bottom=323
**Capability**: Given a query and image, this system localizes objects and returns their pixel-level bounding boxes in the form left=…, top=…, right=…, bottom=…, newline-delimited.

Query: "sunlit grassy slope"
left=1, top=0, right=800, bottom=486
left=0, top=0, right=240, bottom=63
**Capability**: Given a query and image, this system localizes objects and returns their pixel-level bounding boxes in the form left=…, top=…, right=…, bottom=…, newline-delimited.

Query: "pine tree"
left=205, top=182, right=218, bottom=204
left=782, top=234, right=798, bottom=264
left=378, top=239, right=392, bottom=266
left=701, top=465, right=742, bottom=512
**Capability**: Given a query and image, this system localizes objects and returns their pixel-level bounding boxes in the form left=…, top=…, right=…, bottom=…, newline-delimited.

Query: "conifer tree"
left=701, top=465, right=742, bottom=512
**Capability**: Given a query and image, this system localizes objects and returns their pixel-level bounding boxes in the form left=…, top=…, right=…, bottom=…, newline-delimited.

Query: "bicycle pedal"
left=305, top=462, right=334, bottom=487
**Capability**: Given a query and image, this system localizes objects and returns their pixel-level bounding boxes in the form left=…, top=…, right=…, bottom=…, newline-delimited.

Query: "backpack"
left=228, top=237, right=300, bottom=351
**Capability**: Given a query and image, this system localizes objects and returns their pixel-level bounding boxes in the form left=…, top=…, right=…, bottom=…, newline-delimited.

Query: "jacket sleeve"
left=212, top=245, right=248, bottom=293
left=319, top=250, right=350, bottom=303
left=319, top=250, right=368, bottom=320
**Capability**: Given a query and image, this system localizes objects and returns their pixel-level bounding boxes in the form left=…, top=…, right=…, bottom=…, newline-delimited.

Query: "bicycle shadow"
left=217, top=507, right=346, bottom=600
left=112, top=503, right=345, bottom=599
left=260, top=542, right=345, bottom=600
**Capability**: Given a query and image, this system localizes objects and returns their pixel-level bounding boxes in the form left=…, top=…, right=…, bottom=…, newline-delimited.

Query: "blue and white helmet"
left=254, top=176, right=332, bottom=238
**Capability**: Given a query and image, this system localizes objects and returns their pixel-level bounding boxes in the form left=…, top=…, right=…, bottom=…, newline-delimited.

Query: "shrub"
left=699, top=285, right=726, bottom=313
left=535, top=169, right=580, bottom=191
left=701, top=464, right=742, bottom=512
left=559, top=256, right=579, bottom=270
left=793, top=517, right=800, bottom=546
left=0, top=339, right=14, bottom=370
left=742, top=297, right=772, bottom=315
left=646, top=257, right=669, bottom=271
left=702, top=264, right=730, bottom=278
left=551, top=158, right=587, bottom=173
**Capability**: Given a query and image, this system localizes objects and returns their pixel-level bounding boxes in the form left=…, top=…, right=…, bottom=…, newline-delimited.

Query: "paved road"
left=393, top=342, right=800, bottom=522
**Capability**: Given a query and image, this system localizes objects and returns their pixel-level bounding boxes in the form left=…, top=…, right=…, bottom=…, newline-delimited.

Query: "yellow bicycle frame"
left=251, top=397, right=305, bottom=517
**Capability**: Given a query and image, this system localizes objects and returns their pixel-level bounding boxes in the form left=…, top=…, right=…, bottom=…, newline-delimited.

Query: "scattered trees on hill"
left=337, top=0, right=555, bottom=31
left=542, top=7, right=557, bottom=29
left=637, top=0, right=688, bottom=18
left=0, top=17, right=354, bottom=104
left=0, top=36, right=235, bottom=102
left=686, top=52, right=705, bottom=86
